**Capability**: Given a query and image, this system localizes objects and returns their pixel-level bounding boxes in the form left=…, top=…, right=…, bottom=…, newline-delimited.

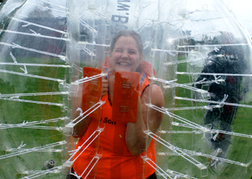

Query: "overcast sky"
left=224, top=0, right=252, bottom=37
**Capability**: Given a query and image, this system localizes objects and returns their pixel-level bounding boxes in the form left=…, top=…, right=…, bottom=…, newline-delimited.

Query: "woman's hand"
left=125, top=97, right=146, bottom=155
left=101, top=77, right=109, bottom=97
left=71, top=82, right=92, bottom=138
left=108, top=73, right=115, bottom=104
left=126, top=84, right=164, bottom=155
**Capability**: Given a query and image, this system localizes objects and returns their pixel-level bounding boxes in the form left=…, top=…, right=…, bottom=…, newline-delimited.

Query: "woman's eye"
left=129, top=51, right=136, bottom=54
left=116, top=49, right=123, bottom=52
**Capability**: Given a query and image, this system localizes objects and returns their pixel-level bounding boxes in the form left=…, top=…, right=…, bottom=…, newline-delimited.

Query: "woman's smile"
left=117, top=61, right=131, bottom=66
left=109, top=36, right=142, bottom=72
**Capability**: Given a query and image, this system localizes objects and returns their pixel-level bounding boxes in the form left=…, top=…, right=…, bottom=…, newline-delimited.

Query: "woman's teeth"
left=118, top=62, right=130, bottom=66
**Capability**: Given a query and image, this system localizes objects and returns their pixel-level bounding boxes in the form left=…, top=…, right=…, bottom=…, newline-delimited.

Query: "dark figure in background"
left=194, top=32, right=249, bottom=162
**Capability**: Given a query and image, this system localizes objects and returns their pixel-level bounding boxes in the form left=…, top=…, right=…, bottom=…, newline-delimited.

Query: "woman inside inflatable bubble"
left=68, top=30, right=165, bottom=179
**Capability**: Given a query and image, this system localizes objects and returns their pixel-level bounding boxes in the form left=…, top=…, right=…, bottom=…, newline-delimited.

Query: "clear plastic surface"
left=0, top=0, right=252, bottom=179
left=0, top=0, right=68, bottom=178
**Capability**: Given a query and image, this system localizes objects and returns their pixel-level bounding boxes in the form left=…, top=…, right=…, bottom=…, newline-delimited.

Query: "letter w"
left=117, top=3, right=130, bottom=11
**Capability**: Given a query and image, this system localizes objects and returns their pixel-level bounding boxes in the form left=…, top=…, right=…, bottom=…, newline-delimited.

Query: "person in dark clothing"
left=194, top=32, right=249, bottom=162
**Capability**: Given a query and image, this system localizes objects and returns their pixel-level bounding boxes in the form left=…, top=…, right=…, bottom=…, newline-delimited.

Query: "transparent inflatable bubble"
left=0, top=0, right=68, bottom=178
left=169, top=0, right=252, bottom=178
left=1, top=0, right=252, bottom=179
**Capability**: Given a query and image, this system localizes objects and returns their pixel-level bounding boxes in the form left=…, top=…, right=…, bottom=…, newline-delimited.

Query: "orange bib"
left=73, top=64, right=156, bottom=179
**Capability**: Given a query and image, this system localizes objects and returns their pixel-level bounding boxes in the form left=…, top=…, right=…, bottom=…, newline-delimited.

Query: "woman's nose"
left=121, top=50, right=128, bottom=58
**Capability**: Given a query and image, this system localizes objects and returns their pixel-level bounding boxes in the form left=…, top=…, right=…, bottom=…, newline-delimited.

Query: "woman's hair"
left=110, top=30, right=143, bottom=55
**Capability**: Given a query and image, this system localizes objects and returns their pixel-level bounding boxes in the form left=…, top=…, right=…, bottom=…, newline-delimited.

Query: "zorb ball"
left=169, top=0, right=252, bottom=178
left=0, top=0, right=68, bottom=178
left=0, top=0, right=252, bottom=179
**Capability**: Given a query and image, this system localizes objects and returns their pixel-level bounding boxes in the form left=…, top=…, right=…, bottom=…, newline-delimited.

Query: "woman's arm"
left=71, top=83, right=91, bottom=138
left=125, top=98, right=147, bottom=155
left=125, top=84, right=164, bottom=155
left=72, top=76, right=109, bottom=138
left=141, top=84, right=164, bottom=134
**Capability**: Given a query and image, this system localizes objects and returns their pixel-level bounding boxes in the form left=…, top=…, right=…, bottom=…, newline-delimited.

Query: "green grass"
left=0, top=58, right=67, bottom=178
left=1, top=55, right=252, bottom=179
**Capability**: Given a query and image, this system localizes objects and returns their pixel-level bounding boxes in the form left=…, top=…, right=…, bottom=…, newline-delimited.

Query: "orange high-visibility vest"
left=73, top=63, right=156, bottom=179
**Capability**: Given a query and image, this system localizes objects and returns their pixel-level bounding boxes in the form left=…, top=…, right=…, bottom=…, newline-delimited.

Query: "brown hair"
left=110, top=30, right=143, bottom=55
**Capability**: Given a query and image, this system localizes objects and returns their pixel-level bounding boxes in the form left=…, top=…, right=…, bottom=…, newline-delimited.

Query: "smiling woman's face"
left=109, top=36, right=142, bottom=72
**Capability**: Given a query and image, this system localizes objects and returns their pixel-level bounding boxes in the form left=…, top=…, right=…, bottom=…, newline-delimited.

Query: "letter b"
left=111, top=15, right=129, bottom=23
